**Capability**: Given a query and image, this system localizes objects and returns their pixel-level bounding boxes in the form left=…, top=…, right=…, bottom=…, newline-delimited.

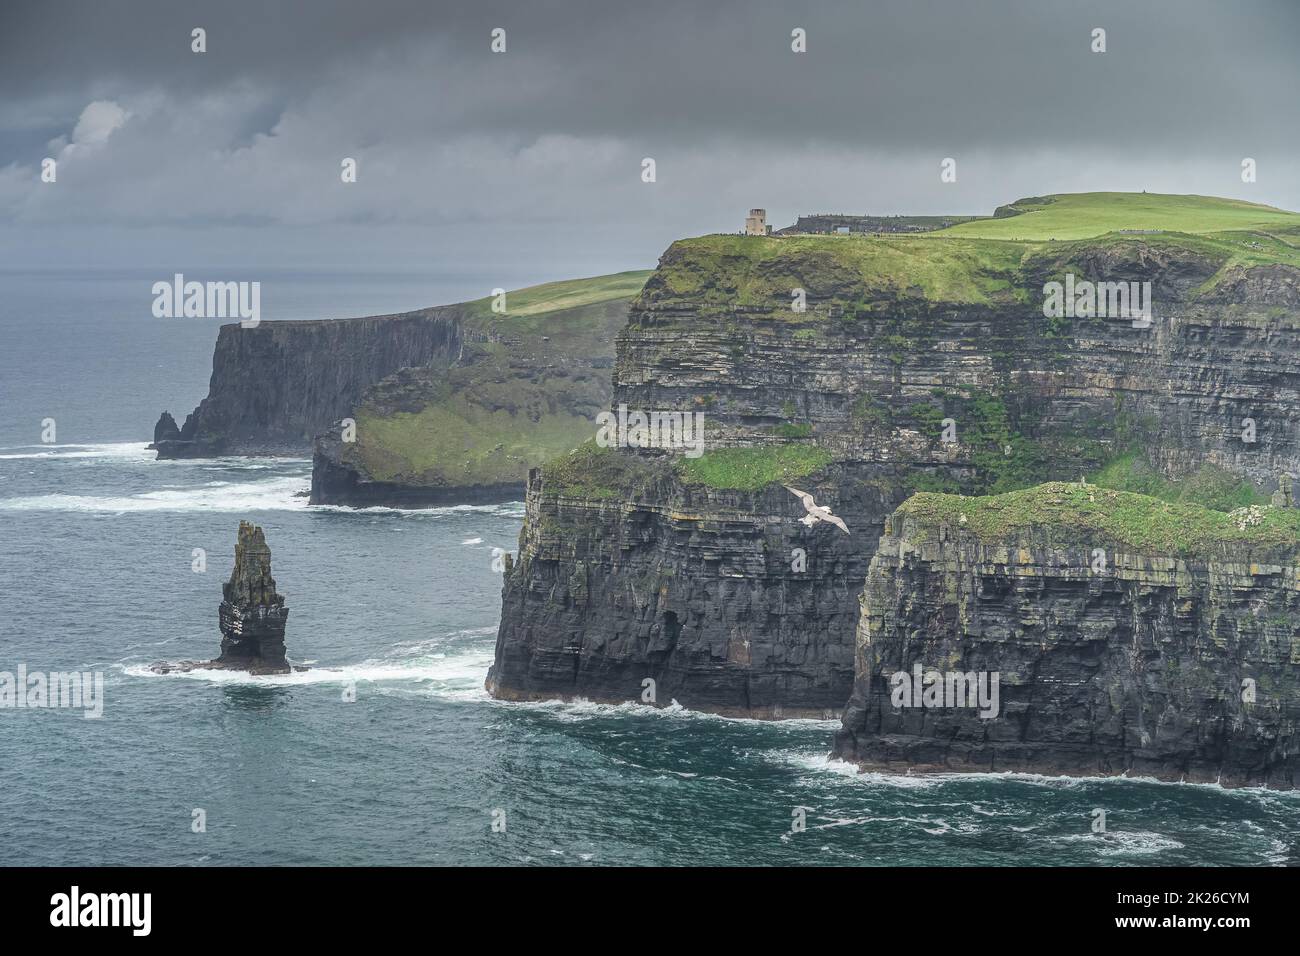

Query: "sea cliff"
left=150, top=272, right=649, bottom=508
left=832, top=483, right=1300, bottom=787
left=489, top=192, right=1300, bottom=723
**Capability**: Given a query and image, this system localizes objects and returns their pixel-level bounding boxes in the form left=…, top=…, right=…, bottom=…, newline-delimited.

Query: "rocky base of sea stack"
left=153, top=521, right=301, bottom=677
left=149, top=658, right=306, bottom=677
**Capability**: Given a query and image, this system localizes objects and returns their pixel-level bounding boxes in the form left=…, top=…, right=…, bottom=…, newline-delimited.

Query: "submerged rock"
left=152, top=521, right=298, bottom=676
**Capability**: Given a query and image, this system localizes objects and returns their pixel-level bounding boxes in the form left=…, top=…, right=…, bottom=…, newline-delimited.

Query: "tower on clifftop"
left=745, top=208, right=770, bottom=236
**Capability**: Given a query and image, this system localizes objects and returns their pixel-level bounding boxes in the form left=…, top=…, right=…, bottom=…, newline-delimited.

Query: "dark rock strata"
left=308, top=296, right=632, bottom=508
left=215, top=521, right=291, bottom=673
left=151, top=309, right=471, bottom=458
left=490, top=229, right=1300, bottom=718
left=833, top=491, right=1300, bottom=787
left=152, top=521, right=295, bottom=675
left=488, top=460, right=901, bottom=718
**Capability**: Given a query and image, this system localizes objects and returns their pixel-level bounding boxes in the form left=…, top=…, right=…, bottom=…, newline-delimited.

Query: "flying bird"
left=784, top=486, right=849, bottom=534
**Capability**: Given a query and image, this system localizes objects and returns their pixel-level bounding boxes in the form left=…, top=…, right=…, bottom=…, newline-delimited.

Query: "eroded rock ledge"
left=833, top=483, right=1300, bottom=787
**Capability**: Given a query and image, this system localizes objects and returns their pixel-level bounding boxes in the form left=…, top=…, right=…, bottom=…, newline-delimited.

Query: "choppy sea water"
left=2, top=273, right=1298, bottom=866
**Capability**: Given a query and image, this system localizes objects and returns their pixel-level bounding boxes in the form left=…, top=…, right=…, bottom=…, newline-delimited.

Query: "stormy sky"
left=1, top=0, right=1297, bottom=285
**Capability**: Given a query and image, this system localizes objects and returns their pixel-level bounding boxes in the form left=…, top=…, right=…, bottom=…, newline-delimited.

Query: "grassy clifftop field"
left=896, top=481, right=1300, bottom=557
left=939, top=191, right=1300, bottom=240
left=641, top=192, right=1300, bottom=314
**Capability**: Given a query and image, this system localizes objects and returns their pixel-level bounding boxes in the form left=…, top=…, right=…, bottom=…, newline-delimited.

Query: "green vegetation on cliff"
left=938, top=192, right=1300, bottom=241
left=647, top=232, right=1026, bottom=310
left=642, top=193, right=1300, bottom=318
left=463, top=270, right=651, bottom=331
left=677, top=445, right=833, bottom=490
left=544, top=441, right=667, bottom=499
left=542, top=442, right=835, bottom=496
left=342, top=272, right=649, bottom=492
left=1088, top=453, right=1268, bottom=512
left=354, top=398, right=592, bottom=486
left=898, top=482, right=1300, bottom=556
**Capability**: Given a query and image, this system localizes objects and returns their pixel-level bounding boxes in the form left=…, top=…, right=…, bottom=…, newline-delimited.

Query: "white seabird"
left=783, top=485, right=849, bottom=534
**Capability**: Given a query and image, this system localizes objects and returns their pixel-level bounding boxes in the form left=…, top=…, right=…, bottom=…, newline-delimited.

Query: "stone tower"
left=744, top=208, right=768, bottom=236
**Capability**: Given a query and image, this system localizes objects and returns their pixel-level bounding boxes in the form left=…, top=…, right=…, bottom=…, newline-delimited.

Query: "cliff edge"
left=833, top=483, right=1300, bottom=787
left=489, top=191, right=1300, bottom=718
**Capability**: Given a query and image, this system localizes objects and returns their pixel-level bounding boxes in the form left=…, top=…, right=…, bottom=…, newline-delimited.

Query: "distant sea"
left=1, top=269, right=1297, bottom=866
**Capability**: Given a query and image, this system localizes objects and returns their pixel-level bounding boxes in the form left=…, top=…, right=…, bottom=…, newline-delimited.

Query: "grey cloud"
left=0, top=0, right=1297, bottom=274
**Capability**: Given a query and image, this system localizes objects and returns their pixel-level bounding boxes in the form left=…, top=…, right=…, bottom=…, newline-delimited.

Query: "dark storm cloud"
left=0, top=0, right=1297, bottom=272
left=4, top=0, right=1297, bottom=150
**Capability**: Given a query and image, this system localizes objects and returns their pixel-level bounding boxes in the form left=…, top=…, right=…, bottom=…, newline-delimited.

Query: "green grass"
left=644, top=193, right=1300, bottom=314
left=347, top=270, right=650, bottom=487
left=464, top=270, right=651, bottom=320
left=353, top=399, right=592, bottom=486
left=544, top=441, right=663, bottom=498
left=677, top=445, right=833, bottom=490
left=648, top=232, right=1027, bottom=309
left=1089, top=453, right=1268, bottom=512
left=898, top=482, right=1300, bottom=557
left=939, top=192, right=1300, bottom=241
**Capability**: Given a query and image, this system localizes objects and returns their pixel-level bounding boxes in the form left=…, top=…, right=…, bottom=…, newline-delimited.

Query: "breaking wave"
left=0, top=475, right=311, bottom=512
left=0, top=441, right=153, bottom=461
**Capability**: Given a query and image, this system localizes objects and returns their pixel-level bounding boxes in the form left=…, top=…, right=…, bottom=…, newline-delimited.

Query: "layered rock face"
left=833, top=484, right=1300, bottom=787
left=490, top=220, right=1300, bottom=717
left=152, top=309, right=471, bottom=458
left=151, top=521, right=294, bottom=676
left=310, top=293, right=635, bottom=507
left=488, top=457, right=904, bottom=717
left=215, top=521, right=291, bottom=674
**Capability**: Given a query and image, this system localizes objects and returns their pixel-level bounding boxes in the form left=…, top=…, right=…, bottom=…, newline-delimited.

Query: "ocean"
left=1, top=270, right=1297, bottom=866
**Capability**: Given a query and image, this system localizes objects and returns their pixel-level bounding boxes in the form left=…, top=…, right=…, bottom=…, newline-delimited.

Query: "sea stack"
left=215, top=521, right=291, bottom=674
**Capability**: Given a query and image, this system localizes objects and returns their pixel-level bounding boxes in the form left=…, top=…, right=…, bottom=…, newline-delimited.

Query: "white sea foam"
left=497, top=695, right=840, bottom=728
left=461, top=537, right=483, bottom=544
left=0, top=441, right=153, bottom=461
left=0, top=475, right=311, bottom=512
left=310, top=502, right=524, bottom=518
left=1055, top=830, right=1184, bottom=857
left=781, top=752, right=945, bottom=789
left=122, top=644, right=495, bottom=696
left=783, top=757, right=1299, bottom=797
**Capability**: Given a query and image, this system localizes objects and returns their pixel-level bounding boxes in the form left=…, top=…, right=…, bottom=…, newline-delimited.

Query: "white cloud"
left=69, top=100, right=129, bottom=147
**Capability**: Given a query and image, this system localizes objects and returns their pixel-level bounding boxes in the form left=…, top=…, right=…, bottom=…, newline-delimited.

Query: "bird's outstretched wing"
left=784, top=485, right=816, bottom=509
left=825, top=512, right=850, bottom=534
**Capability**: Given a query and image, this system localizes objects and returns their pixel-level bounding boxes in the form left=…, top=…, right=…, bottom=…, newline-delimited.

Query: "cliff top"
left=462, top=270, right=651, bottom=330
left=896, top=482, right=1300, bottom=558
left=223, top=520, right=285, bottom=607
left=937, top=192, right=1300, bottom=241
left=646, top=193, right=1300, bottom=310
left=336, top=273, right=650, bottom=489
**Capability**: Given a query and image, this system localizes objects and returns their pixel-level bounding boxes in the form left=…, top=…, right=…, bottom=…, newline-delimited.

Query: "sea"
left=1, top=268, right=1297, bottom=866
